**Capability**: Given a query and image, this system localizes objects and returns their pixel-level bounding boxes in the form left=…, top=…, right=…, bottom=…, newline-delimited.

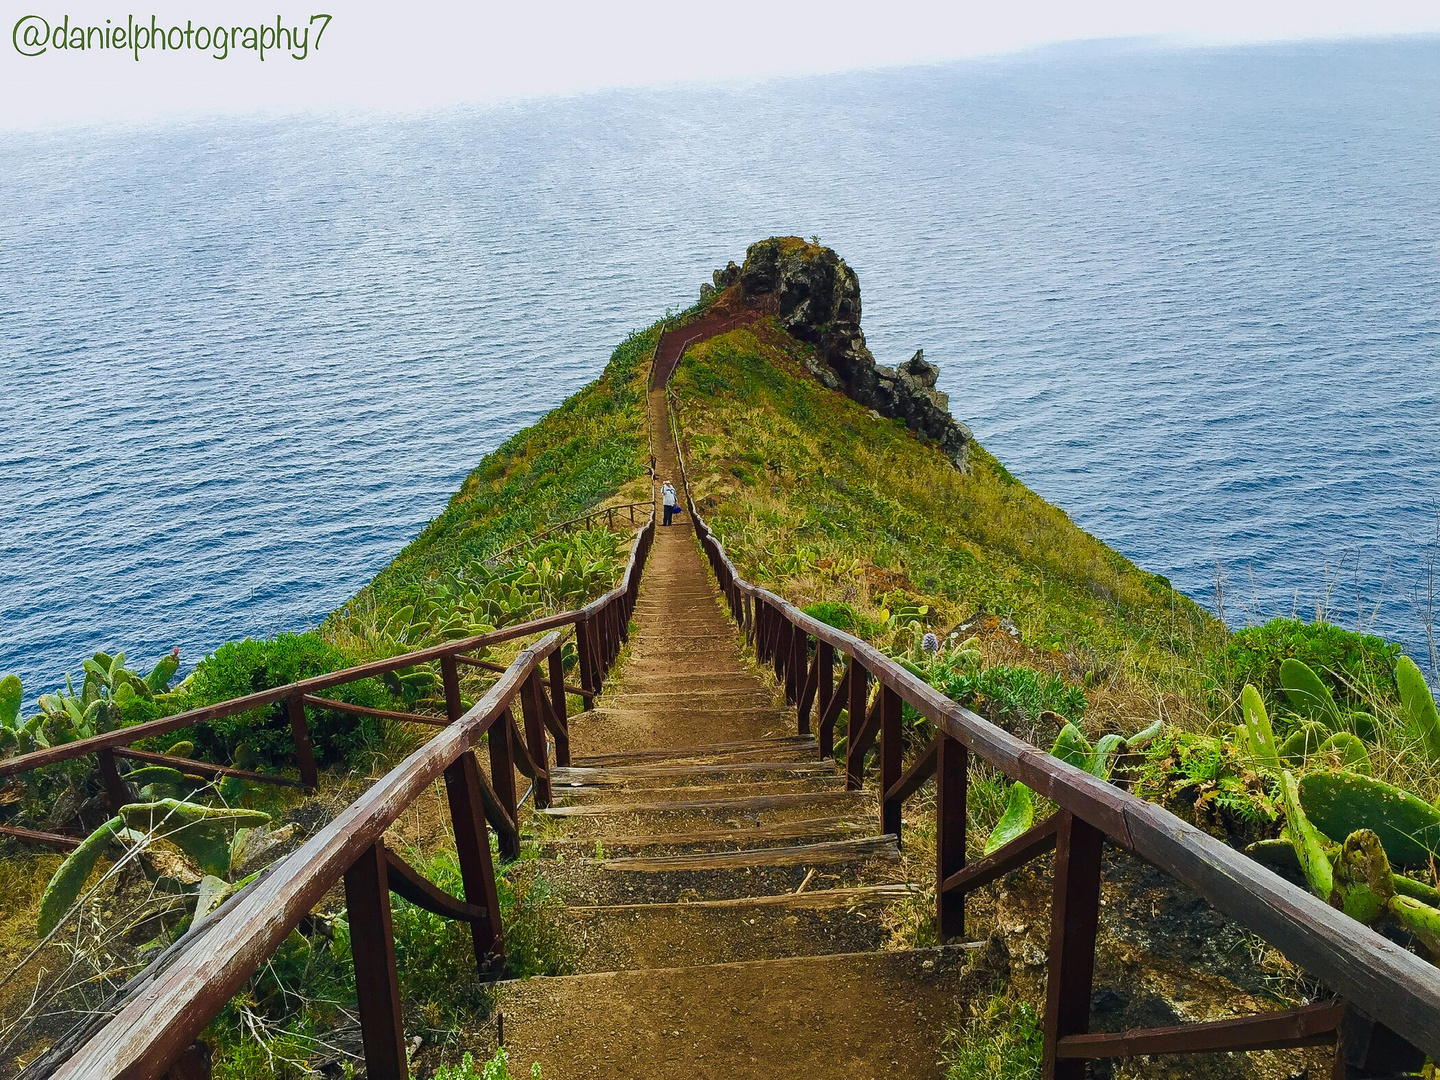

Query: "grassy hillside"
left=669, top=320, right=1224, bottom=737
left=352, top=325, right=656, bottom=602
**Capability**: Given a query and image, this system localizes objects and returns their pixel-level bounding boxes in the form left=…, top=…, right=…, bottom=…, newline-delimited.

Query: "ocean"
left=3, top=35, right=1438, bottom=703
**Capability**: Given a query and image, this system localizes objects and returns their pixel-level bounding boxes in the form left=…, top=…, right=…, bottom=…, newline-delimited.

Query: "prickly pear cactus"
left=0, top=675, right=21, bottom=730
left=1278, top=773, right=1440, bottom=958
left=37, top=816, right=125, bottom=936
left=1280, top=722, right=1328, bottom=766
left=1299, top=770, right=1440, bottom=867
left=120, top=799, right=270, bottom=877
left=1051, top=723, right=1092, bottom=771
left=146, top=648, right=181, bottom=695
left=1397, top=655, right=1440, bottom=765
left=1318, top=732, right=1371, bottom=773
left=1280, top=658, right=1342, bottom=728
left=1241, top=685, right=1281, bottom=768
left=1333, top=830, right=1394, bottom=923
left=984, top=783, right=1035, bottom=855
left=1280, top=771, right=1333, bottom=900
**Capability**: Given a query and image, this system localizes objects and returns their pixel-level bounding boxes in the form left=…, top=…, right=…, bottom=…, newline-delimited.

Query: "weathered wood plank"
left=1056, top=1001, right=1347, bottom=1058
left=383, top=844, right=486, bottom=923
left=596, top=834, right=899, bottom=872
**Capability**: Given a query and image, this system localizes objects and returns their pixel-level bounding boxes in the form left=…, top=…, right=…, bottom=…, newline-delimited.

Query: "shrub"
left=179, top=632, right=392, bottom=768
left=434, top=1048, right=541, bottom=1080
left=932, top=661, right=1086, bottom=729
left=803, top=601, right=860, bottom=633
left=1218, top=618, right=1402, bottom=710
left=389, top=851, right=494, bottom=1033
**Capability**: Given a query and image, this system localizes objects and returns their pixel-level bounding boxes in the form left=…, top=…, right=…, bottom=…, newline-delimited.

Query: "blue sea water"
left=2, top=36, right=1439, bottom=705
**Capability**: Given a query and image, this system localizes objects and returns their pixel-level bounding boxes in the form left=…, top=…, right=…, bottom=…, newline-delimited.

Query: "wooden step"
left=543, top=838, right=901, bottom=905
left=596, top=834, right=899, bottom=873
left=493, top=947, right=974, bottom=1079
left=570, top=736, right=818, bottom=768
left=538, top=790, right=867, bottom=818
left=553, top=777, right=846, bottom=806
left=534, top=792, right=874, bottom=844
left=551, top=759, right=839, bottom=785
left=561, top=885, right=923, bottom=973
left=536, top=815, right=876, bottom=857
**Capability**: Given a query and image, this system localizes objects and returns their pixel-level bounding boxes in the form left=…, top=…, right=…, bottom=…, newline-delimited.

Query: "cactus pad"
left=38, top=816, right=125, bottom=936
left=1318, top=732, right=1371, bottom=773
left=984, top=783, right=1035, bottom=855
left=0, top=675, right=21, bottom=729
left=1280, top=771, right=1334, bottom=901
left=1397, top=655, right=1440, bottom=765
left=1241, top=685, right=1280, bottom=768
left=1298, top=771, right=1440, bottom=867
left=1280, top=658, right=1342, bottom=727
left=120, top=799, right=270, bottom=877
left=1051, top=724, right=1092, bottom=771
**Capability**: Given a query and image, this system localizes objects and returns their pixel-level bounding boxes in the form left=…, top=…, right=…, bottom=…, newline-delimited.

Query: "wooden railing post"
left=815, top=641, right=834, bottom=747
left=1042, top=812, right=1105, bottom=1080
left=774, top=617, right=792, bottom=697
left=845, top=663, right=869, bottom=789
left=97, top=748, right=131, bottom=813
left=488, top=711, right=521, bottom=860
left=441, top=656, right=463, bottom=723
left=879, top=685, right=903, bottom=836
left=936, top=735, right=968, bottom=940
left=576, top=617, right=598, bottom=706
left=285, top=695, right=319, bottom=790
left=519, top=672, right=553, bottom=808
left=788, top=624, right=805, bottom=707
left=818, top=654, right=851, bottom=761
left=796, top=635, right=819, bottom=736
left=547, top=648, right=570, bottom=767
left=344, top=840, right=407, bottom=1080
left=444, top=750, right=505, bottom=975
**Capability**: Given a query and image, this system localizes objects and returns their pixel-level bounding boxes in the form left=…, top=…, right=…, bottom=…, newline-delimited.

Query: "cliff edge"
left=705, top=237, right=973, bottom=468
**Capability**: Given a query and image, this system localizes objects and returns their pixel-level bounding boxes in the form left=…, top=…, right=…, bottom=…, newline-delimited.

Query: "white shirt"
left=662, top=483, right=677, bottom=507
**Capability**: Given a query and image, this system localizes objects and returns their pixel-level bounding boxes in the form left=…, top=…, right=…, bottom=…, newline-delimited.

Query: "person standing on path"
left=662, top=480, right=678, bottom=526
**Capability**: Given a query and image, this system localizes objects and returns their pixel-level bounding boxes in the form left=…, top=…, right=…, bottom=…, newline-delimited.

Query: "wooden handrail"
left=40, top=506, right=658, bottom=1079
left=664, top=385, right=1440, bottom=1063
left=0, top=561, right=647, bottom=782
left=46, top=632, right=563, bottom=1079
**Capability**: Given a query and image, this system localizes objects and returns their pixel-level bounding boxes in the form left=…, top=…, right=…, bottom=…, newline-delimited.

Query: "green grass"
left=669, top=321, right=1223, bottom=738
left=942, top=996, right=1043, bottom=1080
left=353, top=325, right=654, bottom=606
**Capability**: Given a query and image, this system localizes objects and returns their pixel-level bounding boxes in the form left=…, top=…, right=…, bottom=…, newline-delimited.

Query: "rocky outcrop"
left=721, top=237, right=972, bottom=469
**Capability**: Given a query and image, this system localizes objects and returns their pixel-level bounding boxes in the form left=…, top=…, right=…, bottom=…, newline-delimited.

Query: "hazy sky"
left=2, top=0, right=1438, bottom=130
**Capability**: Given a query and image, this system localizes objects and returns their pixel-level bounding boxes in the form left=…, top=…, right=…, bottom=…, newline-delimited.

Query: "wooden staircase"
left=492, top=388, right=970, bottom=1078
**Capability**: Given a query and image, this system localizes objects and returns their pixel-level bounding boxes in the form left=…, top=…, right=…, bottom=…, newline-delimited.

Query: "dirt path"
left=493, top=386, right=969, bottom=1079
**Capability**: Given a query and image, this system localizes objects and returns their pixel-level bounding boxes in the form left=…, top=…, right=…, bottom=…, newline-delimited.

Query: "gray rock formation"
left=724, top=237, right=972, bottom=468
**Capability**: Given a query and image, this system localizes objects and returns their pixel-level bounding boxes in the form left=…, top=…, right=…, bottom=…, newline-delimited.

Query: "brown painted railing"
left=665, top=389, right=1440, bottom=1078
left=14, top=503, right=655, bottom=1080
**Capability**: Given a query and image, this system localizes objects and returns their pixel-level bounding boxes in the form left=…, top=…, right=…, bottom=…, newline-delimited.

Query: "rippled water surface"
left=3, top=37, right=1439, bottom=699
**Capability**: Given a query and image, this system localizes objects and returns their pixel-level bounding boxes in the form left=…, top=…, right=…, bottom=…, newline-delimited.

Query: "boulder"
left=733, top=238, right=972, bottom=468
